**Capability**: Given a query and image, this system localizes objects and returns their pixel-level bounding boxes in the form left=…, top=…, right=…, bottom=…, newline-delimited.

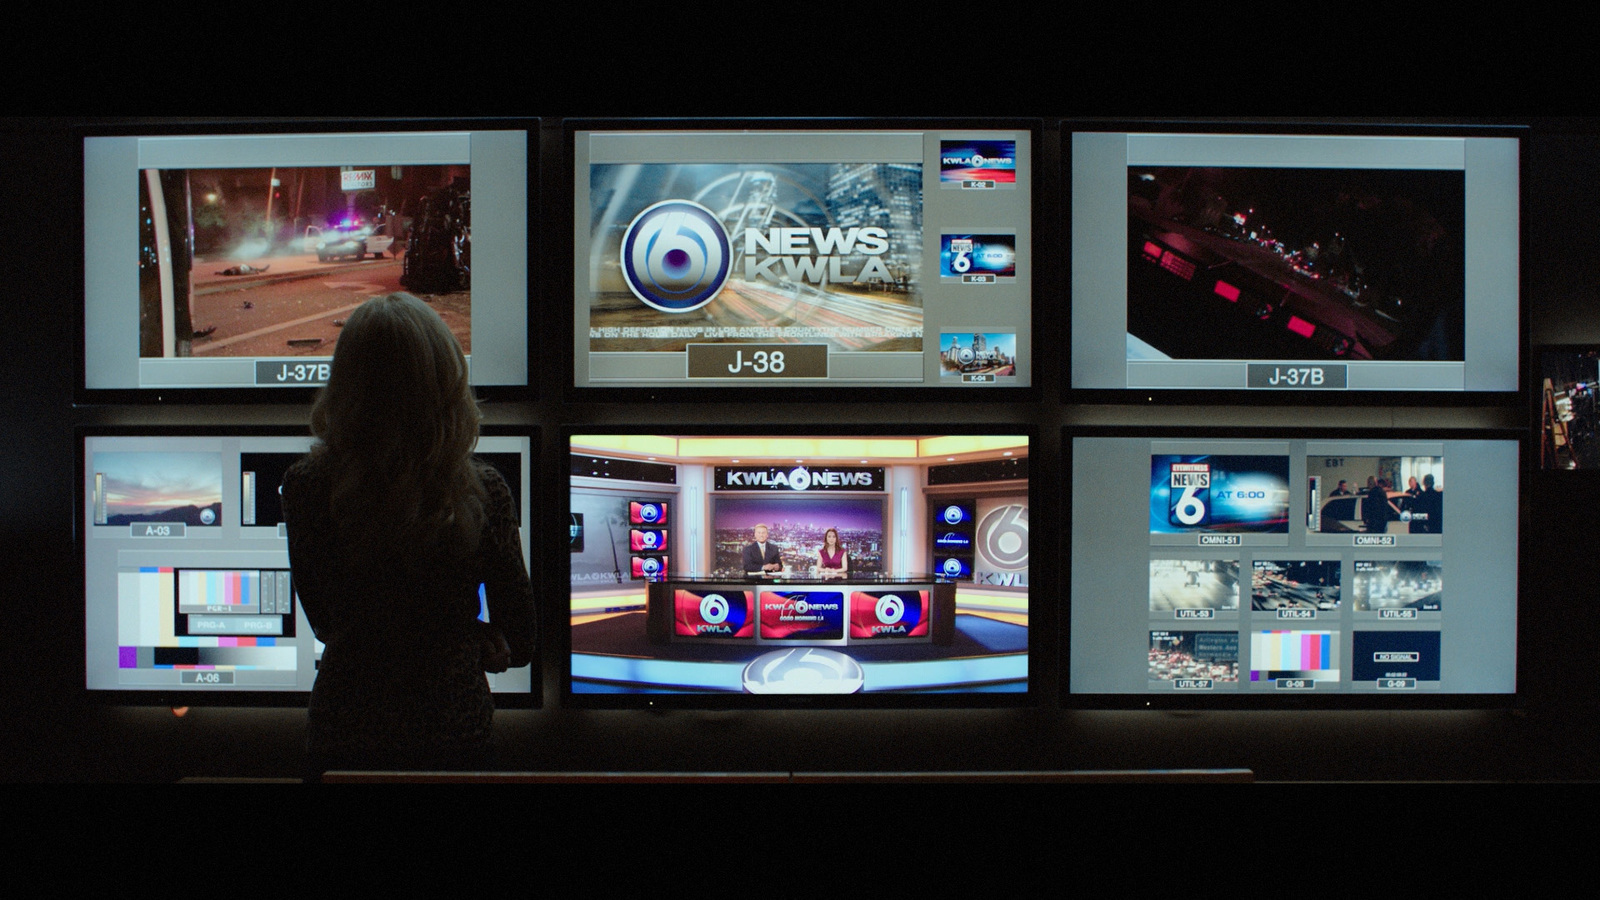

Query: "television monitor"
left=1536, top=345, right=1600, bottom=469
left=568, top=120, right=1036, bottom=397
left=1067, top=428, right=1518, bottom=707
left=78, top=119, right=534, bottom=402
left=566, top=430, right=1032, bottom=706
left=1070, top=124, right=1523, bottom=401
left=79, top=426, right=538, bottom=704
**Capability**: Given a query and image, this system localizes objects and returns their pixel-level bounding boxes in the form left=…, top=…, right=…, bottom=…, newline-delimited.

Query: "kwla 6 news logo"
left=677, top=589, right=750, bottom=637
left=620, top=200, right=731, bottom=313
left=633, top=528, right=664, bottom=551
left=850, top=590, right=926, bottom=638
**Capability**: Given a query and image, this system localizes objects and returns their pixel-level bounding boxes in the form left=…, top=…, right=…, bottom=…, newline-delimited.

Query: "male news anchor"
left=742, top=524, right=783, bottom=573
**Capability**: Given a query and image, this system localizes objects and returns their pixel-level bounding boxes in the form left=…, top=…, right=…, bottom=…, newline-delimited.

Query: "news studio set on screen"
left=569, top=121, right=1035, bottom=396
left=79, top=427, right=537, bottom=703
left=1067, top=428, right=1518, bottom=707
left=565, top=431, right=1031, bottom=705
left=1069, top=126, right=1520, bottom=400
left=79, top=121, right=533, bottom=402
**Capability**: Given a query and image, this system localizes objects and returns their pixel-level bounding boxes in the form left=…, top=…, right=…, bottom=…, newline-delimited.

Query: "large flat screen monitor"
left=80, top=120, right=533, bottom=402
left=1070, top=126, right=1522, bottom=400
left=80, top=426, right=537, bottom=704
left=566, top=430, right=1032, bottom=706
left=570, top=120, right=1036, bottom=397
left=1067, top=428, right=1518, bottom=707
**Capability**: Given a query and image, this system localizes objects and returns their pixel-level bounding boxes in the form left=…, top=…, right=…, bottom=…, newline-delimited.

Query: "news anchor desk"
left=646, top=573, right=956, bottom=646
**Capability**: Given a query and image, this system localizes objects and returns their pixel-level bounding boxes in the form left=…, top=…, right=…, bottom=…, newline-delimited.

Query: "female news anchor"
left=282, top=292, right=535, bottom=775
left=817, top=527, right=849, bottom=574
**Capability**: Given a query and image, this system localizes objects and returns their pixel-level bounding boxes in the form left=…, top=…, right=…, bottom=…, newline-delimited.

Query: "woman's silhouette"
left=282, top=293, right=535, bottom=773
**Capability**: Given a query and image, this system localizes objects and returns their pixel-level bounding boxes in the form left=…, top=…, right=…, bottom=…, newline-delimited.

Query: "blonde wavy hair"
left=309, top=293, right=485, bottom=561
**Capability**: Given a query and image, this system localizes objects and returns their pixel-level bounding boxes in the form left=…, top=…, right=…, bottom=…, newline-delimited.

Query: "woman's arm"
left=478, top=466, right=537, bottom=667
left=280, top=461, right=335, bottom=641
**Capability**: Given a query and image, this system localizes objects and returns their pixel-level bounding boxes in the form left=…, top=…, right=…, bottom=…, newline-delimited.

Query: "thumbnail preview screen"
left=1149, top=454, right=1290, bottom=534
left=572, top=126, right=1032, bottom=390
left=82, top=431, right=535, bottom=698
left=82, top=126, right=531, bottom=395
left=1070, top=130, right=1519, bottom=395
left=1069, top=433, right=1516, bottom=701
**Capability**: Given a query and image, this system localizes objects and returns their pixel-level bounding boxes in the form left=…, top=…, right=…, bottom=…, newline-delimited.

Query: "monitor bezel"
left=1061, top=423, right=1523, bottom=710
left=559, top=422, right=1044, bottom=709
left=73, top=117, right=539, bottom=406
left=78, top=423, right=543, bottom=708
left=562, top=117, right=1045, bottom=404
left=1062, top=118, right=1528, bottom=407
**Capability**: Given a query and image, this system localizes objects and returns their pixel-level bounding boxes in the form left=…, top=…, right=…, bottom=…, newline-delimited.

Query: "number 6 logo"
left=1171, top=486, right=1207, bottom=526
left=1166, top=462, right=1210, bottom=527
left=620, top=200, right=731, bottom=313
left=700, top=593, right=729, bottom=626
left=875, top=594, right=904, bottom=625
left=977, top=504, right=1029, bottom=570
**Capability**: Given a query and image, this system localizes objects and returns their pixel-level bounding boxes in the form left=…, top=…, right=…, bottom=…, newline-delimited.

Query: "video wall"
left=566, top=433, right=1030, bottom=702
left=71, top=117, right=1527, bottom=714
left=80, top=428, right=536, bottom=702
left=570, top=123, right=1034, bottom=392
left=1068, top=431, right=1518, bottom=703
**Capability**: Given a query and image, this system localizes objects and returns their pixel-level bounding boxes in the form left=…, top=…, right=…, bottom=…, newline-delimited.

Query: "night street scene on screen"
left=138, top=164, right=470, bottom=361
left=1127, top=166, right=1465, bottom=363
left=1352, top=560, right=1443, bottom=612
left=1251, top=560, right=1341, bottom=611
left=1149, top=631, right=1239, bottom=683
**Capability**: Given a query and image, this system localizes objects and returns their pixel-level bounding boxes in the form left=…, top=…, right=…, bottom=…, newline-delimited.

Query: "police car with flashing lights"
left=303, top=222, right=395, bottom=262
